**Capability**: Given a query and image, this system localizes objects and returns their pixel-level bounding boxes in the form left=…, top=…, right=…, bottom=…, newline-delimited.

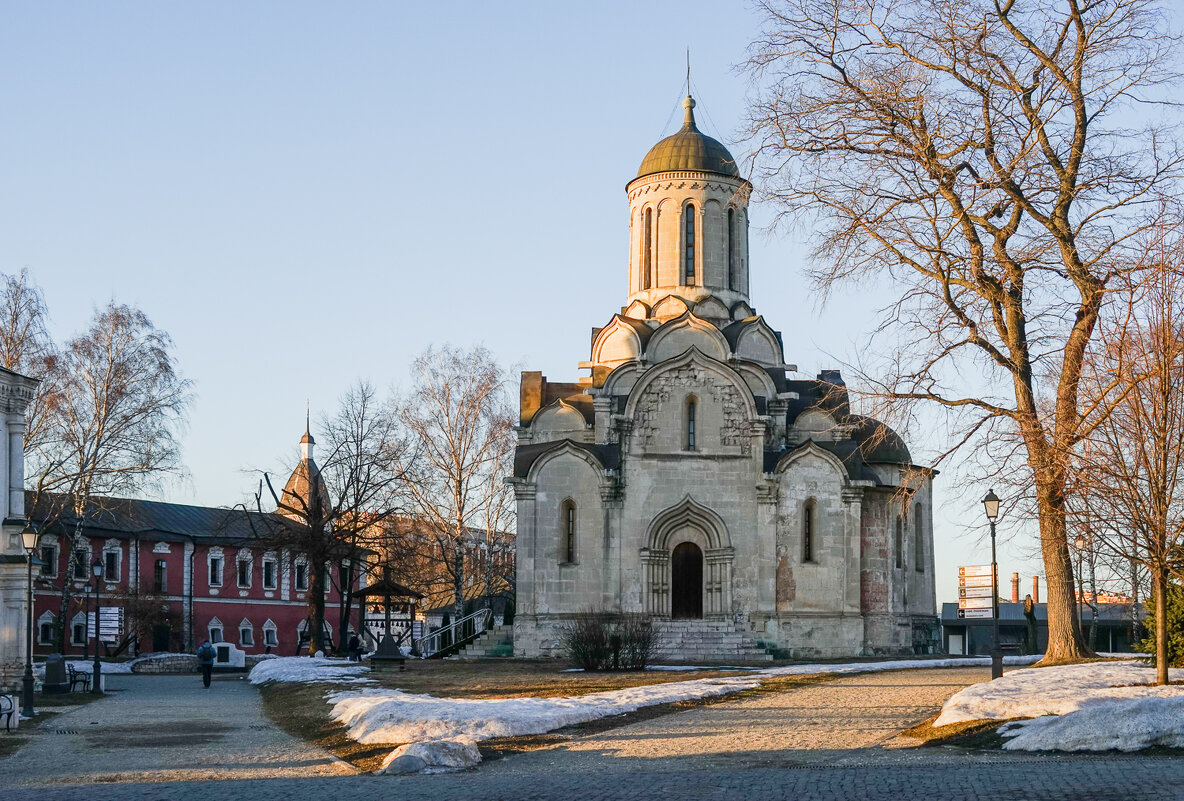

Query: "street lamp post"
left=91, top=558, right=103, bottom=693
left=19, top=521, right=40, bottom=718
left=981, top=490, right=1003, bottom=680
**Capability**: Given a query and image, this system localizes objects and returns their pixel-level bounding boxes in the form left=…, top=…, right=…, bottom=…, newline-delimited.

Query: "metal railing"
left=414, top=608, right=492, bottom=657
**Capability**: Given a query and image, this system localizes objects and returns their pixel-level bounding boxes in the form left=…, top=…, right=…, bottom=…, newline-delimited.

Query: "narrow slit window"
left=727, top=207, right=735, bottom=290
left=914, top=504, right=925, bottom=572
left=895, top=516, right=904, bottom=569
left=684, top=207, right=696, bottom=284
left=687, top=398, right=697, bottom=451
left=643, top=208, right=653, bottom=290
left=562, top=501, right=576, bottom=564
left=803, top=500, right=814, bottom=563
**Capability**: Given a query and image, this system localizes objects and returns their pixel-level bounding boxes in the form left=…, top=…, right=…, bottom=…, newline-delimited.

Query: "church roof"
left=28, top=491, right=265, bottom=544
left=280, top=457, right=333, bottom=518
left=513, top=440, right=620, bottom=479
left=636, top=95, right=740, bottom=180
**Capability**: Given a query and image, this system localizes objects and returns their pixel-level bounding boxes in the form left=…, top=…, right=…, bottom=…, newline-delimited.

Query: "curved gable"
left=775, top=441, right=850, bottom=480
left=734, top=317, right=784, bottom=366
left=591, top=315, right=649, bottom=366
left=623, top=299, right=650, bottom=320
left=646, top=312, right=730, bottom=363
left=531, top=399, right=589, bottom=439
left=651, top=295, right=691, bottom=321
left=694, top=296, right=731, bottom=322
left=524, top=441, right=608, bottom=486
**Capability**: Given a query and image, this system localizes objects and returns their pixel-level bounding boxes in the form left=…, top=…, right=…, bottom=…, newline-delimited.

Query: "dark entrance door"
left=152, top=622, right=171, bottom=652
left=671, top=542, right=703, bottom=619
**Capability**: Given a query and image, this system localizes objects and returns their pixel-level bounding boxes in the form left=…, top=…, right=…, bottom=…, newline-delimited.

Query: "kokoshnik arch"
left=509, top=93, right=940, bottom=659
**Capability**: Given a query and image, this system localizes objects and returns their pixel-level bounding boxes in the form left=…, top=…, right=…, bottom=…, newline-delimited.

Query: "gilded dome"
left=636, top=95, right=740, bottom=179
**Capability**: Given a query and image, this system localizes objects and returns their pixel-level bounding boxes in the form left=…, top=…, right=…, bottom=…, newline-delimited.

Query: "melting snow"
left=934, top=660, right=1184, bottom=751
left=248, top=656, right=372, bottom=685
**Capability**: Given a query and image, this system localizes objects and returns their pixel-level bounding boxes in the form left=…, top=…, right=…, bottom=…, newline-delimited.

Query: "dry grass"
left=361, top=658, right=749, bottom=698
left=900, top=714, right=1023, bottom=749
left=259, top=658, right=837, bottom=772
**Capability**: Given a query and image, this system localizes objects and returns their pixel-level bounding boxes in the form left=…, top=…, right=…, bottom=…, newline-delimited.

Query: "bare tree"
left=252, top=381, right=405, bottom=655
left=320, top=381, right=406, bottom=651
left=1073, top=222, right=1184, bottom=683
left=394, top=345, right=515, bottom=623
left=0, top=270, right=56, bottom=453
left=28, top=302, right=191, bottom=651
left=744, top=0, right=1182, bottom=662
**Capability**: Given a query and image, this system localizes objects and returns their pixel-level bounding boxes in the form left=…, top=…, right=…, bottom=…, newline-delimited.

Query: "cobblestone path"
left=6, top=666, right=1184, bottom=800
left=2, top=673, right=353, bottom=786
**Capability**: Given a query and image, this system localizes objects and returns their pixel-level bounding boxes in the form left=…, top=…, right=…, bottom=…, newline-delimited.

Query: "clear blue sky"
left=0, top=1, right=1047, bottom=605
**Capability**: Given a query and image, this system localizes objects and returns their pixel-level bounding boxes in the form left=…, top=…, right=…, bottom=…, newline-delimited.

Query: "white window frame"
left=40, top=542, right=58, bottom=577
left=294, top=558, right=309, bottom=592
left=262, top=556, right=278, bottom=590
left=72, top=546, right=91, bottom=581
left=208, top=551, right=224, bottom=587
left=239, top=619, right=254, bottom=647
left=236, top=554, right=252, bottom=589
left=103, top=543, right=121, bottom=583
left=70, top=612, right=88, bottom=645
left=208, top=616, right=224, bottom=644
left=263, top=619, right=278, bottom=648
left=37, top=611, right=55, bottom=645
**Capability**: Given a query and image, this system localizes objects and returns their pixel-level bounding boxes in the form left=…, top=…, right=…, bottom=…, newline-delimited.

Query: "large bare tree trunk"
left=1153, top=566, right=1169, bottom=686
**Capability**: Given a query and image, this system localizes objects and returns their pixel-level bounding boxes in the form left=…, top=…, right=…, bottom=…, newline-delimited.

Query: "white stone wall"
left=0, top=370, right=41, bottom=692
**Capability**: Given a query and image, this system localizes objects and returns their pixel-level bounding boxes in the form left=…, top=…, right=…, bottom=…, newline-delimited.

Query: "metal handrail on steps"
left=413, top=607, right=492, bottom=657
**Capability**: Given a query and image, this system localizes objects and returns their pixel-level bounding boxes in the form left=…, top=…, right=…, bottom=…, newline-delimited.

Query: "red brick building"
left=29, top=432, right=365, bottom=656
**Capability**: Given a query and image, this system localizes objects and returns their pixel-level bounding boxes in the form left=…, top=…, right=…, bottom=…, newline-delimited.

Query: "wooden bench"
left=0, top=694, right=13, bottom=732
left=66, top=663, right=91, bottom=692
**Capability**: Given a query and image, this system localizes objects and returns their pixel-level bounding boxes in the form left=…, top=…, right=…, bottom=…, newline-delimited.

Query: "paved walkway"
left=3, top=673, right=353, bottom=786
left=562, top=666, right=990, bottom=763
left=6, top=666, right=1184, bottom=800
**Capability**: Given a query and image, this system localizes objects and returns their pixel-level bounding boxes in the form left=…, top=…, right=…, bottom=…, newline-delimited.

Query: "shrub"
left=560, top=609, right=658, bottom=670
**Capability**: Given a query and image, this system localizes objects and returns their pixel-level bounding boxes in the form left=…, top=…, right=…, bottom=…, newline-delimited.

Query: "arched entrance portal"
left=671, top=542, right=703, bottom=619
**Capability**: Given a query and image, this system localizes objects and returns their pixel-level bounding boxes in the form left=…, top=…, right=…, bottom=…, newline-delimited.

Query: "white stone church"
left=509, top=93, right=939, bottom=660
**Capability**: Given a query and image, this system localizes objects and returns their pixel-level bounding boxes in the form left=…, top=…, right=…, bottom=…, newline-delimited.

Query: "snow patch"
left=378, top=739, right=481, bottom=774
left=329, top=675, right=764, bottom=744
left=248, top=655, right=371, bottom=685
left=1001, top=696, right=1184, bottom=751
left=934, top=661, right=1184, bottom=727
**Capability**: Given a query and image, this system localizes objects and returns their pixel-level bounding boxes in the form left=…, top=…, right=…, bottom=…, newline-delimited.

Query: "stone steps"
left=652, top=621, right=774, bottom=662
left=456, top=624, right=513, bottom=659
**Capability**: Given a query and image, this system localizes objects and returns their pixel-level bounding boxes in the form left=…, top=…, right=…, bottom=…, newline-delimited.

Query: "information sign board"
left=957, top=608, right=993, bottom=620
left=958, top=597, right=993, bottom=609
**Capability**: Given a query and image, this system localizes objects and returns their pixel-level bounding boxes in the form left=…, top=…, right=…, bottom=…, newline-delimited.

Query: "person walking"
left=347, top=633, right=361, bottom=662
left=196, top=640, right=216, bottom=688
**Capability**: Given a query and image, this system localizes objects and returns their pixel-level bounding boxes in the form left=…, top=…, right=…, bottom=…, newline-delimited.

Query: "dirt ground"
left=259, top=658, right=830, bottom=773
left=360, top=658, right=748, bottom=698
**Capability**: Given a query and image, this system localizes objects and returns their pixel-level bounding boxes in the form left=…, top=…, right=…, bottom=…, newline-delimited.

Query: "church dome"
left=636, top=95, right=740, bottom=179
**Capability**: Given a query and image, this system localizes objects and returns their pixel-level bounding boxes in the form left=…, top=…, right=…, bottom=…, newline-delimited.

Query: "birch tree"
left=395, top=345, right=514, bottom=623
left=29, top=302, right=191, bottom=651
left=744, top=0, right=1181, bottom=662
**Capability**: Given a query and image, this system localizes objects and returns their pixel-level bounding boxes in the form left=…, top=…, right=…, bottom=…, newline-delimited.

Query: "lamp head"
left=92, top=558, right=103, bottom=579
left=1074, top=534, right=1087, bottom=550
left=981, top=489, right=1000, bottom=522
left=19, top=521, right=39, bottom=553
